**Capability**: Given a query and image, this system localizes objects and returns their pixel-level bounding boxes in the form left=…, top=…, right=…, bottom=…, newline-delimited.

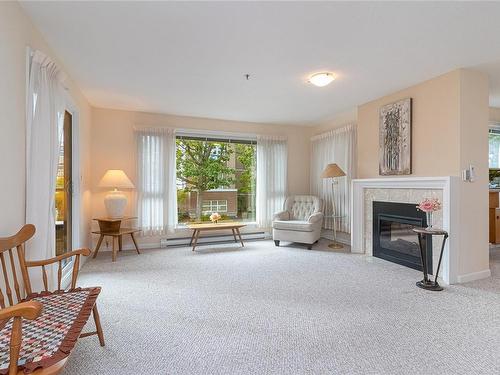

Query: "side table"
left=412, top=227, right=448, bottom=291
left=92, top=217, right=141, bottom=262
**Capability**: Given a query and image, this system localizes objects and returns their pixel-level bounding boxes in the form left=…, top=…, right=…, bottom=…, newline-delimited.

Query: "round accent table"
left=412, top=227, right=449, bottom=291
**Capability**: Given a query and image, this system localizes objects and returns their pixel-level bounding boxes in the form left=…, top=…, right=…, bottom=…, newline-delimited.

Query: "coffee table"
left=186, top=222, right=246, bottom=251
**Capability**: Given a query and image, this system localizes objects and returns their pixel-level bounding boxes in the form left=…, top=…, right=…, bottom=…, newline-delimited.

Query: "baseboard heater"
left=162, top=231, right=268, bottom=248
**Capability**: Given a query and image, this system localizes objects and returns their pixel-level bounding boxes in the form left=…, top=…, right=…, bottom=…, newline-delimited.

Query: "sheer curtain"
left=26, top=50, right=66, bottom=283
left=136, top=128, right=177, bottom=235
left=256, top=135, right=287, bottom=229
left=310, top=124, right=356, bottom=233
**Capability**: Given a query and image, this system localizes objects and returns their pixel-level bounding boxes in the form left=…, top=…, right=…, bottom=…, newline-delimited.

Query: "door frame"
left=59, top=91, right=82, bottom=285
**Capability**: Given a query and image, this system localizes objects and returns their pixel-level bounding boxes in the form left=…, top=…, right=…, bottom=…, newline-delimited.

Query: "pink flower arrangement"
left=209, top=212, right=221, bottom=223
left=416, top=198, right=441, bottom=213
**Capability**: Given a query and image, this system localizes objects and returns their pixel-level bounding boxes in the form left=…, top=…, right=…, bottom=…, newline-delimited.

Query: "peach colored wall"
left=457, top=70, right=489, bottom=277
left=356, top=69, right=489, bottom=281
left=490, top=107, right=500, bottom=122
left=0, top=2, right=93, bottom=247
left=90, top=108, right=311, bottom=244
left=310, top=69, right=490, bottom=281
left=357, top=70, right=461, bottom=178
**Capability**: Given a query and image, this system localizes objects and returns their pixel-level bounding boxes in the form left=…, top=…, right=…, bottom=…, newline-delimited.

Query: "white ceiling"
left=20, top=1, right=500, bottom=125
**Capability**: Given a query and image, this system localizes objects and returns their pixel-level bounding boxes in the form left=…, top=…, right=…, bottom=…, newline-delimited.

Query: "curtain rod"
left=176, top=134, right=256, bottom=145
left=310, top=123, right=356, bottom=141
left=134, top=125, right=287, bottom=143
left=176, top=128, right=258, bottom=141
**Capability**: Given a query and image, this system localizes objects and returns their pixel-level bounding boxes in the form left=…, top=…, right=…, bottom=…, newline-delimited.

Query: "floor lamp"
left=320, top=163, right=346, bottom=249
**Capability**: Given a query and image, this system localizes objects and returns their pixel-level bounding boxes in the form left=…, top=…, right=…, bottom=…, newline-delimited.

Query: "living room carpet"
left=64, top=240, right=500, bottom=374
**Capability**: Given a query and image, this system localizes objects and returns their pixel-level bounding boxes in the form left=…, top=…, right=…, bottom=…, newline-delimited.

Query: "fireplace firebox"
left=373, top=201, right=432, bottom=273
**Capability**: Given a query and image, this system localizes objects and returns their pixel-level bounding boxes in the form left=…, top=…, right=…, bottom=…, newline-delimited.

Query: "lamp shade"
left=320, top=163, right=346, bottom=178
left=98, top=170, right=134, bottom=189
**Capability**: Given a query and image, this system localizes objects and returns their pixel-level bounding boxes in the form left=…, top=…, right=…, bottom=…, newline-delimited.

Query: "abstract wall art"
left=379, top=98, right=412, bottom=175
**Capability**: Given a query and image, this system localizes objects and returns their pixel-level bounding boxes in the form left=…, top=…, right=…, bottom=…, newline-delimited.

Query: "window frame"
left=489, top=122, right=500, bottom=169
left=175, top=132, right=257, bottom=225
left=202, top=199, right=228, bottom=214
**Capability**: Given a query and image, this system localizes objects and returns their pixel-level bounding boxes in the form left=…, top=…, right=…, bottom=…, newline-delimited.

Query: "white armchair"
left=272, top=195, right=324, bottom=249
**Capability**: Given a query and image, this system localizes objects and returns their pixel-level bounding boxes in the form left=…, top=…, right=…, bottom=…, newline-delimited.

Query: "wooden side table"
left=92, top=217, right=141, bottom=262
left=412, top=227, right=448, bottom=291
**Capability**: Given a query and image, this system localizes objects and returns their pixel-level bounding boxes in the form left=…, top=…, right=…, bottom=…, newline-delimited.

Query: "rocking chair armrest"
left=25, top=248, right=92, bottom=267
left=0, top=301, right=43, bottom=321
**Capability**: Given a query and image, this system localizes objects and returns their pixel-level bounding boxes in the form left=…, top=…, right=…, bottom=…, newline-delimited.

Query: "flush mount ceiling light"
left=308, top=72, right=335, bottom=87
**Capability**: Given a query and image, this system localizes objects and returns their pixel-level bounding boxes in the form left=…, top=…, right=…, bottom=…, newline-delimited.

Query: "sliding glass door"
left=55, top=111, right=73, bottom=263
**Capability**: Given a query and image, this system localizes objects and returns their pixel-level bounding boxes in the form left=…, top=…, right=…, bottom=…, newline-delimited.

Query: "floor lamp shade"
left=98, top=170, right=135, bottom=218
left=320, top=163, right=346, bottom=178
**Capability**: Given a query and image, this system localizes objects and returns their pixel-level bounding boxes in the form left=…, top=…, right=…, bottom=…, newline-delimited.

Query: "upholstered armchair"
left=272, top=195, right=324, bottom=249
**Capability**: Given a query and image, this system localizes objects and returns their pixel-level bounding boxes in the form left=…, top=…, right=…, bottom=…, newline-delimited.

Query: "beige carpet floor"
left=64, top=239, right=500, bottom=374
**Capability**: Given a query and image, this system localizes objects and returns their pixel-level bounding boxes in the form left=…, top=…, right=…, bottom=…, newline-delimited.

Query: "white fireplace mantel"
left=350, top=176, right=459, bottom=284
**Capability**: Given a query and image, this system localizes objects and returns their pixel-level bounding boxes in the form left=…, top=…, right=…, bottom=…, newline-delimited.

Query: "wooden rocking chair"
left=0, top=225, right=104, bottom=375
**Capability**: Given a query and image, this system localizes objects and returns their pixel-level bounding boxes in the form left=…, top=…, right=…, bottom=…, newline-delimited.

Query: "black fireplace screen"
left=373, top=201, right=432, bottom=273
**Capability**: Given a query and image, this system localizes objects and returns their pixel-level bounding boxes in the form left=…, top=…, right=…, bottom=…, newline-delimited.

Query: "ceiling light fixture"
left=308, top=72, right=335, bottom=87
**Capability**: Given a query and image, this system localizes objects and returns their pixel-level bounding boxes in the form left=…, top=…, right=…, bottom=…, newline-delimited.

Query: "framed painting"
left=379, top=98, right=412, bottom=175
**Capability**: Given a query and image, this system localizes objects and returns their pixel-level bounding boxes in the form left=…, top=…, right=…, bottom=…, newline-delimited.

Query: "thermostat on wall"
left=462, top=165, right=475, bottom=182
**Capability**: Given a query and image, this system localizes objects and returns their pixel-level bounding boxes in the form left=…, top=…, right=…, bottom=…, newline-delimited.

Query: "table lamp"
left=320, top=163, right=346, bottom=249
left=98, top=169, right=135, bottom=218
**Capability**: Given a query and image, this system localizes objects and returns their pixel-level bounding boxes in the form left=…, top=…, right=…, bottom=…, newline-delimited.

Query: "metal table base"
left=413, top=227, right=449, bottom=292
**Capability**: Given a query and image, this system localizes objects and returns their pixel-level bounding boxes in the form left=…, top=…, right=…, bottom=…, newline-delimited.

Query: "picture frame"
left=379, top=98, right=412, bottom=175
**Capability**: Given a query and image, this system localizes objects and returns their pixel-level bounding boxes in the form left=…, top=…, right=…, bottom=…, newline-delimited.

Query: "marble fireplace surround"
left=351, top=177, right=459, bottom=284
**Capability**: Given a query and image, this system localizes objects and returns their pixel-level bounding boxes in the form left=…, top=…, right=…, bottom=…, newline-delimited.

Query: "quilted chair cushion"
left=273, top=220, right=314, bottom=232
left=284, top=195, right=322, bottom=220
left=0, top=287, right=100, bottom=375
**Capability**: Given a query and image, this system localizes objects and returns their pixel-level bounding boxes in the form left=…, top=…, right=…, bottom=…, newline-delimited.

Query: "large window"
left=489, top=127, right=500, bottom=168
left=176, top=136, right=256, bottom=223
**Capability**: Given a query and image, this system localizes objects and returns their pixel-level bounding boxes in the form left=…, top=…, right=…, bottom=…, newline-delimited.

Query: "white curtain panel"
left=25, top=50, right=66, bottom=288
left=310, top=124, right=357, bottom=233
left=256, top=135, right=288, bottom=229
left=136, top=128, right=177, bottom=235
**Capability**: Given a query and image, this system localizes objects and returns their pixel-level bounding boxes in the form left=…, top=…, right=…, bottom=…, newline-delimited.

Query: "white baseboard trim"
left=456, top=269, right=491, bottom=283
left=94, top=232, right=267, bottom=252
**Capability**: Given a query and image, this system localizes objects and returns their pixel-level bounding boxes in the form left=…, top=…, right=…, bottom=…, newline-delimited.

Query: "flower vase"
left=426, top=211, right=433, bottom=230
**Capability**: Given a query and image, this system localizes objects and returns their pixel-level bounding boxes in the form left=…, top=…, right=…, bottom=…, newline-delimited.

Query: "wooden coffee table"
left=186, top=222, right=246, bottom=251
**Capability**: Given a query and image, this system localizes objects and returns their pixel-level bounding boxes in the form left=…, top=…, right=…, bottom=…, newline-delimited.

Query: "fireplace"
left=372, top=201, right=432, bottom=273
